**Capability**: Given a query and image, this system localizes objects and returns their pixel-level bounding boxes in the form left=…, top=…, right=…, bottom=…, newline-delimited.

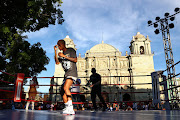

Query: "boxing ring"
left=0, top=60, right=180, bottom=120
left=0, top=109, right=180, bottom=120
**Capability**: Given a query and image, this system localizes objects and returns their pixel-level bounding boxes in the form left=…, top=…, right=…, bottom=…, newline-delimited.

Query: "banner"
left=14, top=73, right=25, bottom=102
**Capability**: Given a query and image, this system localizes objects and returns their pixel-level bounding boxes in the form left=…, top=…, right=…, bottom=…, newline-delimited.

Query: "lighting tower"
left=148, top=7, right=180, bottom=105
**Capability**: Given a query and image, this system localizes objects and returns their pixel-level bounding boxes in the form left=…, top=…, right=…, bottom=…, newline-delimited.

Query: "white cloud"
left=61, top=0, right=180, bottom=72
left=62, top=0, right=143, bottom=52
left=24, top=27, right=50, bottom=39
left=24, top=0, right=180, bottom=54
left=23, top=0, right=180, bottom=61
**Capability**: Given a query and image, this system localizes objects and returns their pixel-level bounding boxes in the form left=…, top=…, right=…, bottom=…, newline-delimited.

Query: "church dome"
left=89, top=41, right=117, bottom=53
left=134, top=32, right=145, bottom=39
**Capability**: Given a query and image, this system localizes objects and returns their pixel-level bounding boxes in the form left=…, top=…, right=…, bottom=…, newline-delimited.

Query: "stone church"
left=50, top=32, right=155, bottom=102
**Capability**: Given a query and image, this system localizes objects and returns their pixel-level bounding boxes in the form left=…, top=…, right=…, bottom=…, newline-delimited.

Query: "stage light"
left=154, top=29, right=160, bottom=34
left=169, top=23, right=174, bottom=28
left=148, top=20, right=152, bottom=25
left=154, top=23, right=158, bottom=28
left=170, top=17, right=175, bottom=21
left=174, top=7, right=180, bottom=12
left=155, top=16, right=160, bottom=21
left=164, top=12, right=170, bottom=17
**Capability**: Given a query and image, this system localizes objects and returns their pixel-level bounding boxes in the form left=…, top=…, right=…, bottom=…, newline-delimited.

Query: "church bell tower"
left=130, top=32, right=152, bottom=55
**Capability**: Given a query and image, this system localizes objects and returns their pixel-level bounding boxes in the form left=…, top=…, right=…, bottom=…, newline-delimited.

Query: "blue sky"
left=23, top=0, right=180, bottom=93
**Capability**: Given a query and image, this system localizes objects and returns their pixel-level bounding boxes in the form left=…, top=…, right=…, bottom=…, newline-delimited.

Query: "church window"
left=140, top=46, right=144, bottom=54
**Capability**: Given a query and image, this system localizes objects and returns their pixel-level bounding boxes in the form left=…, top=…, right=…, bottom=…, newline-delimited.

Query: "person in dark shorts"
left=89, top=68, right=107, bottom=111
left=54, top=39, right=77, bottom=115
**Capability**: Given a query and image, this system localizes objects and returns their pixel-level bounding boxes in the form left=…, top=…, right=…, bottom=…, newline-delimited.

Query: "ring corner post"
left=14, top=73, right=25, bottom=102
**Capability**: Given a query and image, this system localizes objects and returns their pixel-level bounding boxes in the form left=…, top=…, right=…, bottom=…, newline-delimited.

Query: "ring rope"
left=1, top=68, right=179, bottom=105
left=23, top=75, right=152, bottom=79
left=22, top=91, right=151, bottom=95
left=0, top=89, right=14, bottom=93
left=0, top=98, right=152, bottom=104
left=0, top=80, right=14, bottom=84
left=0, top=70, right=16, bottom=77
left=24, top=82, right=152, bottom=87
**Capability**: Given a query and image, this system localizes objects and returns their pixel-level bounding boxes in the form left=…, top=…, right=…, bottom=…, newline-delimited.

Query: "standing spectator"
left=11, top=100, right=15, bottom=110
left=137, top=102, right=143, bottom=110
left=109, top=104, right=113, bottom=111
left=113, top=99, right=119, bottom=111
left=50, top=103, right=54, bottom=111
left=26, top=76, right=38, bottom=110
left=88, top=68, right=107, bottom=111
left=122, top=102, right=127, bottom=111
left=46, top=103, right=50, bottom=110
left=132, top=102, right=137, bottom=110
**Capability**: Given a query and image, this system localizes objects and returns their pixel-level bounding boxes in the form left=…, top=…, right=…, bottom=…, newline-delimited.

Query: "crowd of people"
left=0, top=100, right=164, bottom=111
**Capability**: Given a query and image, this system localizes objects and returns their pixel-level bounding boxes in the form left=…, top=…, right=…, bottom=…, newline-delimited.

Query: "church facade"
left=51, top=32, right=155, bottom=102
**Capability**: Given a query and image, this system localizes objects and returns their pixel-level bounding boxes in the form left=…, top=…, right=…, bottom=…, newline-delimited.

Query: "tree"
left=0, top=0, right=64, bottom=32
left=0, top=0, right=64, bottom=84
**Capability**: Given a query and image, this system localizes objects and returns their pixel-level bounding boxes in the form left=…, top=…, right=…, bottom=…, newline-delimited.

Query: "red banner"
left=14, top=73, right=25, bottom=102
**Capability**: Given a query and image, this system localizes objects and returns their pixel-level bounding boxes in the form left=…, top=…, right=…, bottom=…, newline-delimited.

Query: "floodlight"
left=148, top=20, right=152, bottom=25
left=155, top=16, right=160, bottom=21
left=174, top=7, right=180, bottom=12
left=170, top=17, right=175, bottom=21
left=164, top=12, right=170, bottom=17
left=169, top=23, right=174, bottom=28
left=154, top=29, right=160, bottom=34
left=154, top=23, right=158, bottom=28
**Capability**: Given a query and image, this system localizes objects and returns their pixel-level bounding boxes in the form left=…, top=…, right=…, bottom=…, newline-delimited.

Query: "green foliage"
left=0, top=0, right=64, bottom=84
left=0, top=0, right=64, bottom=32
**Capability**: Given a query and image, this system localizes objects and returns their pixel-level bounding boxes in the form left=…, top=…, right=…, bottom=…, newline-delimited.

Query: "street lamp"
left=148, top=7, right=180, bottom=106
